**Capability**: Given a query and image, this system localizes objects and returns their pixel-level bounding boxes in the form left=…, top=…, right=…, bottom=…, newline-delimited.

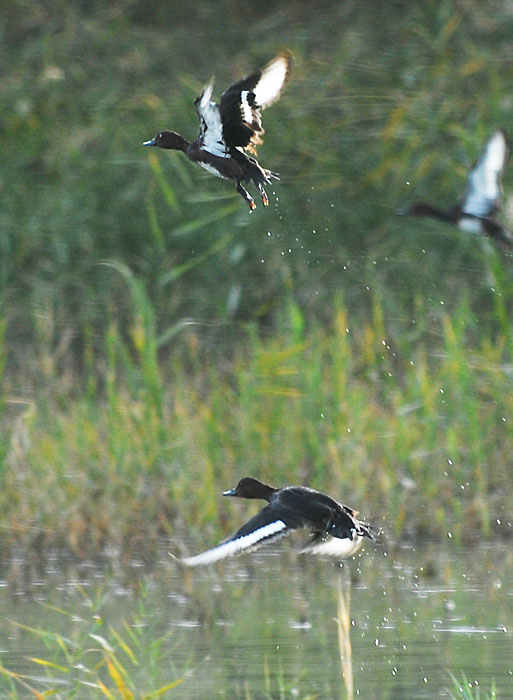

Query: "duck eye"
left=158, top=132, right=163, bottom=139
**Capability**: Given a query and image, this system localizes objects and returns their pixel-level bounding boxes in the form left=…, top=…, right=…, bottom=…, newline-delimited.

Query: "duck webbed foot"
left=236, top=181, right=256, bottom=211
left=257, top=183, right=269, bottom=207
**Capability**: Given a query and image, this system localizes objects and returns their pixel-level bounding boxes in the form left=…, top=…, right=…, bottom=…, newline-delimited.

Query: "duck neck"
left=411, top=203, right=455, bottom=222
left=160, top=131, right=190, bottom=152
left=244, top=478, right=276, bottom=502
left=169, top=134, right=190, bottom=152
left=257, top=482, right=276, bottom=502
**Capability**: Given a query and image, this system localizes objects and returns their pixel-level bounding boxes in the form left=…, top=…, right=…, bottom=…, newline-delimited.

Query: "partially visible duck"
left=400, top=129, right=512, bottom=248
left=178, top=477, right=375, bottom=567
left=143, top=53, right=292, bottom=211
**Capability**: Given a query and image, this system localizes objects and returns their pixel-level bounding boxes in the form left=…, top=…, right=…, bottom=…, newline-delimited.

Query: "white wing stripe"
left=197, top=77, right=215, bottom=112
left=240, top=90, right=254, bottom=124
left=252, top=56, right=289, bottom=109
left=463, top=130, right=507, bottom=217
left=181, top=520, right=287, bottom=567
left=199, top=102, right=228, bottom=157
left=196, top=78, right=230, bottom=159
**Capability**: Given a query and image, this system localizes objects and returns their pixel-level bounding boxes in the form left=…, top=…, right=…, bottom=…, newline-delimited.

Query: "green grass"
left=3, top=1, right=513, bottom=359
left=0, top=587, right=185, bottom=699
left=3, top=2, right=513, bottom=558
left=2, top=278, right=513, bottom=558
left=448, top=673, right=497, bottom=700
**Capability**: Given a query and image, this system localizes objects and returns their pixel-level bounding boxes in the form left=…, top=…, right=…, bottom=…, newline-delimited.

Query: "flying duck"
left=177, top=477, right=375, bottom=567
left=143, top=53, right=292, bottom=211
left=400, top=129, right=512, bottom=248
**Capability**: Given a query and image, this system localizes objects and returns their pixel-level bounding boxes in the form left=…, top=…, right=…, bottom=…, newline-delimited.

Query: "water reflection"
left=337, top=569, right=354, bottom=700
left=0, top=543, right=512, bottom=698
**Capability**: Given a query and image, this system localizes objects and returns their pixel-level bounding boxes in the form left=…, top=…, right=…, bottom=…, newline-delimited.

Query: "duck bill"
left=142, top=138, right=156, bottom=146
left=223, top=488, right=237, bottom=497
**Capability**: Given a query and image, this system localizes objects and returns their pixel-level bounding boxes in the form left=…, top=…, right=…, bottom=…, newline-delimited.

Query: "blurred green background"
left=2, top=0, right=513, bottom=562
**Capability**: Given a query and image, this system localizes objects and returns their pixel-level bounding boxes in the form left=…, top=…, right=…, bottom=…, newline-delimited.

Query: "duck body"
left=143, top=53, right=292, bottom=210
left=400, top=129, right=512, bottom=248
left=179, top=477, right=375, bottom=567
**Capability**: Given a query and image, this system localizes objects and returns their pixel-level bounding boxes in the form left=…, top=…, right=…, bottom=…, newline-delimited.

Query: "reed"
left=3, top=0, right=513, bottom=376
left=2, top=285, right=513, bottom=560
left=3, top=1, right=513, bottom=560
left=336, top=569, right=353, bottom=700
left=0, top=588, right=184, bottom=699
left=448, top=673, right=497, bottom=700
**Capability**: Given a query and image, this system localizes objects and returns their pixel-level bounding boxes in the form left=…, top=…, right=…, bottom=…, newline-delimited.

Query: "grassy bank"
left=2, top=2, right=513, bottom=563
left=3, top=284, right=513, bottom=562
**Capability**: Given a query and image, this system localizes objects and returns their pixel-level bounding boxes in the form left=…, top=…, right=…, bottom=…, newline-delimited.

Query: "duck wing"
left=193, top=77, right=230, bottom=159
left=220, top=53, right=292, bottom=152
left=462, top=129, right=510, bottom=218
left=180, top=504, right=298, bottom=567
left=277, top=488, right=358, bottom=535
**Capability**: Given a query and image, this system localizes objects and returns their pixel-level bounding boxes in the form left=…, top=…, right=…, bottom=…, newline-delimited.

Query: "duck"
left=143, top=53, right=292, bottom=211
left=400, top=129, right=512, bottom=248
left=177, top=477, right=375, bottom=567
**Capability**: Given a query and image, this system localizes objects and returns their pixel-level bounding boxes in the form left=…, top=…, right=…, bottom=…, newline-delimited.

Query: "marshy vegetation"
left=3, top=1, right=513, bottom=697
left=4, top=289, right=513, bottom=564
left=3, top=0, right=513, bottom=564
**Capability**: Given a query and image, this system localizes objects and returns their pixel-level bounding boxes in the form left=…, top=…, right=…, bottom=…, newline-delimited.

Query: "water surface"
left=1, top=541, right=512, bottom=698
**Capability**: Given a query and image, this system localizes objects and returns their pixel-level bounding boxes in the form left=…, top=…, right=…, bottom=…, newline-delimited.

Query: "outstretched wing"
left=179, top=505, right=293, bottom=567
left=220, top=53, right=292, bottom=152
left=193, top=78, right=230, bottom=158
left=462, top=129, right=510, bottom=217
